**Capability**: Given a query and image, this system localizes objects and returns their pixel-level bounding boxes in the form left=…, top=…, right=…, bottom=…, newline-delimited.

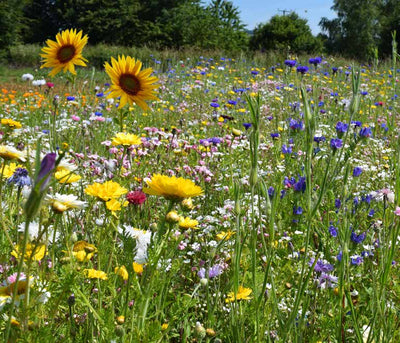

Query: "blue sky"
left=205, top=0, right=337, bottom=35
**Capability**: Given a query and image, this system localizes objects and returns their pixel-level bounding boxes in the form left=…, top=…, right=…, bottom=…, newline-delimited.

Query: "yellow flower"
left=161, top=323, right=169, bottom=331
left=225, top=286, right=252, bottom=303
left=84, top=269, right=108, bottom=280
left=72, top=241, right=97, bottom=262
left=1, top=163, right=24, bottom=178
left=232, top=128, right=242, bottom=136
left=143, top=174, right=203, bottom=201
left=132, top=262, right=144, bottom=274
left=165, top=210, right=180, bottom=223
left=85, top=180, right=128, bottom=202
left=55, top=169, right=82, bottom=183
left=11, top=243, right=46, bottom=261
left=104, top=55, right=159, bottom=110
left=1, top=118, right=22, bottom=129
left=216, top=230, right=235, bottom=241
left=111, top=132, right=142, bottom=146
left=179, top=217, right=199, bottom=229
left=40, top=29, right=88, bottom=76
left=0, top=278, right=33, bottom=309
left=0, top=145, right=26, bottom=161
left=115, top=265, right=129, bottom=281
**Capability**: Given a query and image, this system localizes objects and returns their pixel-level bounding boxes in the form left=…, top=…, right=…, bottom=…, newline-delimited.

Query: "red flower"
left=126, top=190, right=147, bottom=205
left=46, top=82, right=55, bottom=88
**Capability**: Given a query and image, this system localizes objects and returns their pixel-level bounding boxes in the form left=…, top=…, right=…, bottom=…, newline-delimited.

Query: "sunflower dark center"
left=119, top=74, right=141, bottom=95
left=57, top=45, right=76, bottom=63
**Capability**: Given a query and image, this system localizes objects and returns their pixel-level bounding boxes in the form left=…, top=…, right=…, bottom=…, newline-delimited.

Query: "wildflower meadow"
left=1, top=29, right=400, bottom=342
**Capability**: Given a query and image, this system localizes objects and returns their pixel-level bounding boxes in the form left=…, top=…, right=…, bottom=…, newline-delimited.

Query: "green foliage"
left=250, top=12, right=322, bottom=54
left=320, top=0, right=400, bottom=60
left=0, top=0, right=25, bottom=59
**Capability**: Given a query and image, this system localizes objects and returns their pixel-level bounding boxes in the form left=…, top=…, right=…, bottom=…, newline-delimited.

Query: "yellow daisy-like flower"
left=55, top=169, right=82, bottom=184
left=111, top=132, right=142, bottom=146
left=0, top=278, right=32, bottom=310
left=84, top=269, right=108, bottom=280
left=85, top=180, right=128, bottom=202
left=115, top=265, right=129, bottom=281
left=104, top=55, right=159, bottom=110
left=132, top=262, right=144, bottom=274
left=40, top=29, right=88, bottom=76
left=143, top=174, right=203, bottom=201
left=0, top=145, right=26, bottom=161
left=1, top=118, right=22, bottom=129
left=179, top=217, right=199, bottom=230
left=1, top=163, right=24, bottom=178
left=216, top=230, right=235, bottom=241
left=225, top=286, right=252, bottom=303
left=72, top=241, right=97, bottom=262
left=11, top=243, right=47, bottom=261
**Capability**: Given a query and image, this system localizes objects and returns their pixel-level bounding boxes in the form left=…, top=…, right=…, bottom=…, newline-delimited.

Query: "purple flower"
left=36, top=153, right=57, bottom=191
left=289, top=119, right=303, bottom=131
left=293, top=206, right=303, bottom=215
left=351, top=256, right=363, bottom=265
left=284, top=60, right=296, bottom=67
left=243, top=123, right=252, bottom=130
left=335, top=121, right=348, bottom=134
left=8, top=168, right=31, bottom=187
left=268, top=186, right=275, bottom=198
left=353, top=167, right=363, bottom=177
left=282, top=144, right=292, bottom=154
left=329, top=225, right=338, bottom=237
left=359, top=127, right=372, bottom=138
left=293, top=177, right=306, bottom=193
left=310, top=258, right=334, bottom=273
left=335, top=199, right=341, bottom=209
left=296, top=65, right=309, bottom=74
left=313, top=136, right=326, bottom=143
left=270, top=133, right=279, bottom=139
left=330, top=138, right=342, bottom=150
left=351, top=231, right=366, bottom=244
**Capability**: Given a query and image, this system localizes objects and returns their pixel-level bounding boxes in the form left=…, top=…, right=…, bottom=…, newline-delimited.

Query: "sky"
left=205, top=0, right=337, bottom=35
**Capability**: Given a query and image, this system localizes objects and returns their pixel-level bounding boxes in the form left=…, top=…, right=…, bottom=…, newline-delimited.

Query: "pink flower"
left=394, top=207, right=400, bottom=216
left=71, top=115, right=80, bottom=121
left=126, top=190, right=147, bottom=205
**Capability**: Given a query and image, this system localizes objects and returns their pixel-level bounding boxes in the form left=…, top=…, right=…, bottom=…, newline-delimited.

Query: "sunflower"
left=143, top=174, right=203, bottom=201
left=40, top=29, right=88, bottom=77
left=104, top=55, right=159, bottom=110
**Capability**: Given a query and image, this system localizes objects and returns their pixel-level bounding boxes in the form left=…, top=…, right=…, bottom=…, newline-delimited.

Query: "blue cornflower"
left=289, top=119, right=303, bottom=131
left=361, top=91, right=368, bottom=95
left=228, top=100, right=237, bottom=105
left=284, top=60, right=296, bottom=67
left=351, top=231, right=366, bottom=244
left=296, top=66, right=309, bottom=74
left=353, top=167, right=363, bottom=177
left=8, top=168, right=31, bottom=187
left=210, top=102, right=220, bottom=108
left=335, top=199, right=341, bottom=209
left=329, top=225, right=338, bottom=237
left=293, top=206, right=303, bottom=215
left=94, top=112, right=103, bottom=116
left=351, top=120, right=362, bottom=127
left=359, top=127, right=372, bottom=138
left=268, top=186, right=275, bottom=198
left=313, top=136, right=326, bottom=143
left=309, top=258, right=334, bottom=273
left=243, top=123, right=252, bottom=130
left=270, top=133, right=279, bottom=139
left=335, top=121, right=348, bottom=134
left=330, top=138, right=343, bottom=150
left=282, top=145, right=292, bottom=154
left=96, top=92, right=104, bottom=97
left=293, top=177, right=306, bottom=193
left=332, top=67, right=338, bottom=74
left=351, top=256, right=363, bottom=265
left=251, top=70, right=259, bottom=75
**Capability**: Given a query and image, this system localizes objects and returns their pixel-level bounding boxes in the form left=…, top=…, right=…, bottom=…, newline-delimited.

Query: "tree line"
left=1, top=0, right=399, bottom=61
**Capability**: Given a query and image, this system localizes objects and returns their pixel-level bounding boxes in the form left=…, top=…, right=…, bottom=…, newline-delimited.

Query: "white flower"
left=45, top=193, right=87, bottom=212
left=21, top=73, right=34, bottom=81
left=32, top=79, right=46, bottom=86
left=119, top=225, right=152, bottom=264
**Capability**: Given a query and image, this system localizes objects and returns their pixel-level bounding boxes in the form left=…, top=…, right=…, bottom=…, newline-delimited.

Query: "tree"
left=378, top=0, right=400, bottom=56
left=319, top=0, right=380, bottom=59
left=0, top=0, right=25, bottom=59
left=250, top=12, right=321, bottom=54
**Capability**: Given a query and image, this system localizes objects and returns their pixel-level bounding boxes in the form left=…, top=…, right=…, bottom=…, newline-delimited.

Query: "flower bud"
left=195, top=322, right=206, bottom=339
left=166, top=211, right=180, bottom=223
left=181, top=198, right=194, bottom=211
